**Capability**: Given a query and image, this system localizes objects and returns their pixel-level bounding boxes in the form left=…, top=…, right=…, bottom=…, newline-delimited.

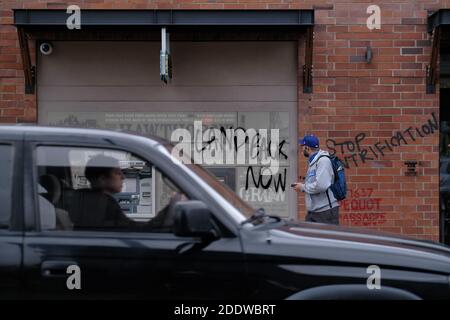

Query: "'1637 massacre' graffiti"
left=326, top=112, right=438, bottom=168
left=341, top=188, right=387, bottom=226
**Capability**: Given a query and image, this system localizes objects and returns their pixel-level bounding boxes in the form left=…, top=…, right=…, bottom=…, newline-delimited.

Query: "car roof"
left=0, top=124, right=169, bottom=146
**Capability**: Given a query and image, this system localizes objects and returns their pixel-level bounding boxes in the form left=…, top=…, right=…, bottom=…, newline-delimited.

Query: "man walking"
left=293, top=134, right=340, bottom=225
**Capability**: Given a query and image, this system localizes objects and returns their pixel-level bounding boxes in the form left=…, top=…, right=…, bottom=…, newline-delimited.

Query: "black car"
left=0, top=125, right=450, bottom=300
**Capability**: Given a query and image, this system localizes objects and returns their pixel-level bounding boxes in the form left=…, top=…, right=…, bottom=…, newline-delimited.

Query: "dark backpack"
left=316, top=155, right=347, bottom=207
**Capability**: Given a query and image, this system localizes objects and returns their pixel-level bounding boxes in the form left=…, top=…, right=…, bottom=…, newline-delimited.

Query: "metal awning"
left=14, top=9, right=314, bottom=28
left=428, top=9, right=450, bottom=33
left=14, top=9, right=314, bottom=94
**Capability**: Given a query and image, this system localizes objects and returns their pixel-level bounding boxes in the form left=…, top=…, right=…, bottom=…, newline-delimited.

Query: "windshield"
left=161, top=143, right=256, bottom=218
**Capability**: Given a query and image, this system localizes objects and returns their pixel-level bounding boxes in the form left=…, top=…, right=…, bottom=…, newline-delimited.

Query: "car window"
left=0, top=144, right=13, bottom=229
left=161, top=143, right=255, bottom=218
left=35, top=146, right=189, bottom=232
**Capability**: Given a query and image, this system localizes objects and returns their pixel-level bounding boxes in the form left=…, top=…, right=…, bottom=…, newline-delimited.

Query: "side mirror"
left=173, top=201, right=219, bottom=240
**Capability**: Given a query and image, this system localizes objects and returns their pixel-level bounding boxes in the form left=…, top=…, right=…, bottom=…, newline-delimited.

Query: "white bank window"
left=38, top=41, right=298, bottom=218
left=43, top=111, right=295, bottom=218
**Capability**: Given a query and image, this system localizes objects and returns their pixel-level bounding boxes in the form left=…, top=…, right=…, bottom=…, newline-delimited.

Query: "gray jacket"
left=301, top=150, right=339, bottom=213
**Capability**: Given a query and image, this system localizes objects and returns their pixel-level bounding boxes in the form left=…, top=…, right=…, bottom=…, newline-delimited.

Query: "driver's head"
left=85, top=155, right=124, bottom=194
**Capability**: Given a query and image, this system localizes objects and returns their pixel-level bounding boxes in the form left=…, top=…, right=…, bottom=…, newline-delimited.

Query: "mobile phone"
left=290, top=183, right=297, bottom=187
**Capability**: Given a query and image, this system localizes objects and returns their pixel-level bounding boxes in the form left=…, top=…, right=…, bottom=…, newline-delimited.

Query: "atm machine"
left=114, top=162, right=154, bottom=221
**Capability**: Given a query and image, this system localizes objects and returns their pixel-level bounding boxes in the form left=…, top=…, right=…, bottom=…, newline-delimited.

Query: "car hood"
left=245, top=221, right=450, bottom=275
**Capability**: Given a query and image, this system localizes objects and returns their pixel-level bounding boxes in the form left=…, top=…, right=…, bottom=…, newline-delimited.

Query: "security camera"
left=40, top=42, right=53, bottom=55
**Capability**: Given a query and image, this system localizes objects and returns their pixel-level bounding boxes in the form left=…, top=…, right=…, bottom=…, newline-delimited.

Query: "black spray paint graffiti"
left=326, top=112, right=438, bottom=169
left=201, top=126, right=289, bottom=192
left=245, top=167, right=287, bottom=193
left=201, top=126, right=288, bottom=160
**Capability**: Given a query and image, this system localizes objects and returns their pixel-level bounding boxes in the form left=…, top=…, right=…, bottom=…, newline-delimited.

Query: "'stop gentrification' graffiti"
left=326, top=112, right=438, bottom=169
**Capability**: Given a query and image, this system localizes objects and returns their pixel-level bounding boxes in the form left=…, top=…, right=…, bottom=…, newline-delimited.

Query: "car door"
left=22, top=139, right=247, bottom=299
left=0, top=136, right=24, bottom=299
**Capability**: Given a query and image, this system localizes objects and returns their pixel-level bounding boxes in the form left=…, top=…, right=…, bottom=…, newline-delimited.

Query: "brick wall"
left=0, top=0, right=445, bottom=241
left=297, top=1, right=441, bottom=241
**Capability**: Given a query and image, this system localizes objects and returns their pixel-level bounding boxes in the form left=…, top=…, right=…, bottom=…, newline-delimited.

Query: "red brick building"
left=1, top=1, right=448, bottom=243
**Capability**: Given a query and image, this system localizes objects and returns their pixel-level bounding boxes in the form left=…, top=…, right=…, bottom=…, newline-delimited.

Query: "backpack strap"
left=310, top=154, right=329, bottom=167
left=326, top=189, right=332, bottom=209
left=314, top=155, right=334, bottom=209
left=314, top=154, right=338, bottom=182
left=314, top=155, right=338, bottom=183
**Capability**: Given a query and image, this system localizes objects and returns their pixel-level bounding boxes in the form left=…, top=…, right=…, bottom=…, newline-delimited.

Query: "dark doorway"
left=439, top=84, right=450, bottom=245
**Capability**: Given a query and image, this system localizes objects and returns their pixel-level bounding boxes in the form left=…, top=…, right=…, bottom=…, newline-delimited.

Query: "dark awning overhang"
left=13, top=9, right=314, bottom=94
left=14, top=9, right=314, bottom=28
left=428, top=9, right=450, bottom=33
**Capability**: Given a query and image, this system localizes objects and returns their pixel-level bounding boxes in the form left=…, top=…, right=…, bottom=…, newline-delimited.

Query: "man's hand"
left=292, top=183, right=304, bottom=192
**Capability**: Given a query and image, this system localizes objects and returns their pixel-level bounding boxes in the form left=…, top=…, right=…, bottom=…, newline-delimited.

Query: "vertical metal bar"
left=427, top=26, right=440, bottom=94
left=303, top=26, right=313, bottom=93
left=161, top=27, right=166, bottom=52
left=17, top=27, right=35, bottom=94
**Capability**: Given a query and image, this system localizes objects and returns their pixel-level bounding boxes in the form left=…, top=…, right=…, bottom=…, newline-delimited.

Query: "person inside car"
left=64, top=155, right=137, bottom=230
left=65, top=154, right=186, bottom=232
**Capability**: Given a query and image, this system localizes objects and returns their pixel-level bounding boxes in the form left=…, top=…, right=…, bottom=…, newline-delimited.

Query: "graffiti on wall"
left=326, top=112, right=438, bottom=169
left=341, top=188, right=387, bottom=226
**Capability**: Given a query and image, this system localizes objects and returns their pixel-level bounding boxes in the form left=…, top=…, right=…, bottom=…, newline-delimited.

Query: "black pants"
left=306, top=206, right=339, bottom=225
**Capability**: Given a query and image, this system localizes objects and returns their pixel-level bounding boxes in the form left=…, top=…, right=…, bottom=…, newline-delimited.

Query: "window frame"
left=29, top=142, right=193, bottom=233
left=0, top=141, right=23, bottom=232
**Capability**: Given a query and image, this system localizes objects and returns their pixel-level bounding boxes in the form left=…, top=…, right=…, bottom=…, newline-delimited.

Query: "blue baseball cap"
left=299, top=134, right=319, bottom=148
